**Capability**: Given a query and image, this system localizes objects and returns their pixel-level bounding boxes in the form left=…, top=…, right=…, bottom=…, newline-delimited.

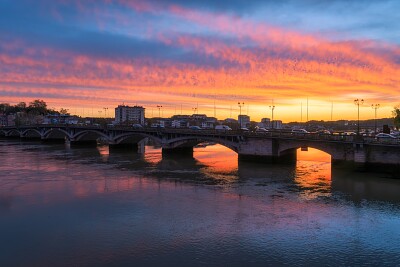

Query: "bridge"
left=1, top=125, right=400, bottom=171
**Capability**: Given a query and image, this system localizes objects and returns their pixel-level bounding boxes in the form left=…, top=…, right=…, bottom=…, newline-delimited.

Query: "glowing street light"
left=354, top=99, right=364, bottom=135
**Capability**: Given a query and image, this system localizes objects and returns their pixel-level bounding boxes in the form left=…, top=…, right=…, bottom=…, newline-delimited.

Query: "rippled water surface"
left=1, top=140, right=400, bottom=266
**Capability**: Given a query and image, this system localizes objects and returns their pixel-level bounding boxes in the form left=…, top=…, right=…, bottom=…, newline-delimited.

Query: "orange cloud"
left=1, top=2, right=399, bottom=121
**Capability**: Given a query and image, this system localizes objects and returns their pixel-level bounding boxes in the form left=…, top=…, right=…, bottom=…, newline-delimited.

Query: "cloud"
left=0, top=0, right=399, bottom=121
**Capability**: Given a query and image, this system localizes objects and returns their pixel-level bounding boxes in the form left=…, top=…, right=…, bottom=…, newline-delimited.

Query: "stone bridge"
left=1, top=125, right=400, bottom=171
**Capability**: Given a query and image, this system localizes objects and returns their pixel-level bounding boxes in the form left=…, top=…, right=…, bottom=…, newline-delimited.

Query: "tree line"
left=0, top=100, right=69, bottom=116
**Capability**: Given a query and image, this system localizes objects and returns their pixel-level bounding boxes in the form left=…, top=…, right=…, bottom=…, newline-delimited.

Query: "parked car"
left=375, top=133, right=397, bottom=139
left=189, top=126, right=202, bottom=130
left=342, top=132, right=356, bottom=136
left=316, top=130, right=331, bottom=135
left=132, top=124, right=143, bottom=129
left=240, top=127, right=249, bottom=131
left=291, top=129, right=308, bottom=134
left=390, top=131, right=400, bottom=137
left=255, top=127, right=268, bottom=132
left=215, top=125, right=232, bottom=131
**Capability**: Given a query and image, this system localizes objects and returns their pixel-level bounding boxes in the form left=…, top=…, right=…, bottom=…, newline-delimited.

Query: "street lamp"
left=371, top=104, right=380, bottom=135
left=238, top=102, right=245, bottom=128
left=103, top=107, right=108, bottom=118
left=238, top=102, right=244, bottom=116
left=157, top=105, right=162, bottom=117
left=354, top=99, right=364, bottom=135
left=269, top=105, right=275, bottom=128
left=192, top=107, right=198, bottom=114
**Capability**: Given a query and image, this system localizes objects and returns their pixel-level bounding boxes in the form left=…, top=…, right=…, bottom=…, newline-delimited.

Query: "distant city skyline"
left=0, top=0, right=399, bottom=121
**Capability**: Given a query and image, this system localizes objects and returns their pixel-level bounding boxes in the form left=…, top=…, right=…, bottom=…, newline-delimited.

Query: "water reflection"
left=3, top=140, right=400, bottom=204
left=2, top=140, right=400, bottom=266
left=332, top=169, right=400, bottom=203
left=295, top=148, right=332, bottom=200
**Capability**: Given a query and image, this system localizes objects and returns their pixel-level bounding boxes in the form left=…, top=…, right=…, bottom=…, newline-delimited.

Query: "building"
left=171, top=114, right=217, bottom=129
left=43, top=114, right=78, bottom=124
left=258, top=118, right=271, bottom=129
left=224, top=118, right=238, bottom=124
left=201, top=120, right=216, bottom=129
left=115, top=105, right=145, bottom=125
left=271, top=120, right=283, bottom=129
left=0, top=114, right=6, bottom=126
left=238, top=115, right=250, bottom=128
left=191, top=114, right=208, bottom=120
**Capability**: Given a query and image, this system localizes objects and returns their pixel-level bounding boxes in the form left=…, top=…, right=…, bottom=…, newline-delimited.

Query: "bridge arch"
left=277, top=140, right=343, bottom=161
left=72, top=129, right=110, bottom=142
left=43, top=128, right=72, bottom=140
left=6, top=129, right=21, bottom=137
left=0, top=129, right=6, bottom=137
left=165, top=136, right=239, bottom=153
left=112, top=132, right=162, bottom=145
left=21, top=129, right=42, bottom=138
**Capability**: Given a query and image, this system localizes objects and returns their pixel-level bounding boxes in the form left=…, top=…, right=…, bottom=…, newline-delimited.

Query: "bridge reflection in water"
left=105, top=142, right=333, bottom=198
left=2, top=139, right=400, bottom=209
left=295, top=148, right=331, bottom=199
left=93, top=142, right=399, bottom=202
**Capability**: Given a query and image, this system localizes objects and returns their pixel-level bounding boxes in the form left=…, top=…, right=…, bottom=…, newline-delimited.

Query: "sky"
left=0, top=0, right=399, bottom=121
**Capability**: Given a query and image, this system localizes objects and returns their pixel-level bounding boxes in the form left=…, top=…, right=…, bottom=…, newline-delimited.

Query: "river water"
left=1, top=139, right=400, bottom=266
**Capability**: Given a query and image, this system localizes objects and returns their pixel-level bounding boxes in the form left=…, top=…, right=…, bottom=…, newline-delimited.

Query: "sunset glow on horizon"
left=1, top=0, right=399, bottom=121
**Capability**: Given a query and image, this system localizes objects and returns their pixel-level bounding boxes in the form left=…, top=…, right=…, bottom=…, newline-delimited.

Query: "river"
left=1, top=139, right=400, bottom=266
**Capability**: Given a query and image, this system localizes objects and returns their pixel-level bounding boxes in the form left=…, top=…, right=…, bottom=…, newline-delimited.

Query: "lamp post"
left=269, top=105, right=275, bottom=129
left=371, top=104, right=380, bottom=135
left=354, top=99, right=364, bottom=135
left=192, top=107, right=197, bottom=114
left=238, top=102, right=244, bottom=116
left=157, top=105, right=162, bottom=117
left=103, top=107, right=108, bottom=118
left=238, top=102, right=244, bottom=127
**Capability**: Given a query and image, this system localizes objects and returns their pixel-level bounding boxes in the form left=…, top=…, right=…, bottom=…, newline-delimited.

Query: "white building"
left=238, top=115, right=250, bottom=128
left=258, top=118, right=271, bottom=129
left=115, top=105, right=145, bottom=125
left=201, top=121, right=215, bottom=129
left=271, top=120, right=283, bottom=129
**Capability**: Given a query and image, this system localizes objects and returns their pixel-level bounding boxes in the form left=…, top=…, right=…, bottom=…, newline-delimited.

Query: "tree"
left=0, top=103, right=10, bottom=114
left=16, top=102, right=26, bottom=109
left=393, top=106, right=400, bottom=130
left=59, top=108, right=69, bottom=115
left=28, top=99, right=47, bottom=115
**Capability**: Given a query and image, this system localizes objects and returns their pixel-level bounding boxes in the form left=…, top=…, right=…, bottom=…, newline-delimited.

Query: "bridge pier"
left=41, top=137, right=66, bottom=144
left=20, top=136, right=41, bottom=141
left=109, top=143, right=139, bottom=152
left=162, top=147, right=194, bottom=157
left=238, top=153, right=296, bottom=164
left=69, top=140, right=98, bottom=147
